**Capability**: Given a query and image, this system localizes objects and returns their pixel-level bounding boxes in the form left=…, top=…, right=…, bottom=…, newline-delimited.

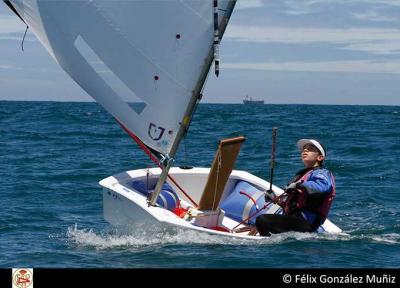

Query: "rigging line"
left=183, top=136, right=189, bottom=167
left=115, top=118, right=198, bottom=207
left=21, top=25, right=29, bottom=52
left=3, top=0, right=30, bottom=52
left=146, top=167, right=150, bottom=193
left=212, top=150, right=222, bottom=210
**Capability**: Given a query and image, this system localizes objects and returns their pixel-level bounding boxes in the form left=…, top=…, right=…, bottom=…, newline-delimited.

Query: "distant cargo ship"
left=243, top=95, right=264, bottom=104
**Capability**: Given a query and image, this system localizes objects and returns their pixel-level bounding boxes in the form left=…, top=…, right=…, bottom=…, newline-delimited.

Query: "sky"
left=1, top=0, right=400, bottom=105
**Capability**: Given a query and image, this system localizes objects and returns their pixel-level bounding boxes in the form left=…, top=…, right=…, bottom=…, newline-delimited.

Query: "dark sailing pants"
left=255, top=214, right=314, bottom=236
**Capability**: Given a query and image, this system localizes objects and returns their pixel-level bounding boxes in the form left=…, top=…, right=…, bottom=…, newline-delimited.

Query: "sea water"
left=0, top=101, right=399, bottom=268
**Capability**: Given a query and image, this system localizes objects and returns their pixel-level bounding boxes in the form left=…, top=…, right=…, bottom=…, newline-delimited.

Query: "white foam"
left=66, top=224, right=400, bottom=249
left=66, top=224, right=256, bottom=249
left=370, top=233, right=400, bottom=244
left=66, top=224, right=348, bottom=249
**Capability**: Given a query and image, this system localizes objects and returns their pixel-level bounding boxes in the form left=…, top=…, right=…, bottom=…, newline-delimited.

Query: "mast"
left=149, top=0, right=237, bottom=206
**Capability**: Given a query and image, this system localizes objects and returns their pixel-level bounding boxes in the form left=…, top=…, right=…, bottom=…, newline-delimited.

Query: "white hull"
left=100, top=167, right=342, bottom=240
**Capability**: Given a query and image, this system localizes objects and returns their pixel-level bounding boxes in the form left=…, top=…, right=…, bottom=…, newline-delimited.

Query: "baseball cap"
left=297, top=139, right=326, bottom=157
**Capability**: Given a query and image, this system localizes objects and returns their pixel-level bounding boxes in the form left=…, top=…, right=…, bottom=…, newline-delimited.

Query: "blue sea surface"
left=0, top=101, right=399, bottom=268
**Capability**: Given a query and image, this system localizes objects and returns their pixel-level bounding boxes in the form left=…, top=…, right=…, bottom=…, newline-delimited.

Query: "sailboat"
left=5, top=0, right=342, bottom=239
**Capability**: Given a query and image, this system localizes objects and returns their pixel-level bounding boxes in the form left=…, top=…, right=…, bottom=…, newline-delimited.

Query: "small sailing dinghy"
left=6, top=0, right=342, bottom=238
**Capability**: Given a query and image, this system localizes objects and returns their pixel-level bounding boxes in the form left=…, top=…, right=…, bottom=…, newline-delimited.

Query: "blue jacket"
left=285, top=167, right=336, bottom=228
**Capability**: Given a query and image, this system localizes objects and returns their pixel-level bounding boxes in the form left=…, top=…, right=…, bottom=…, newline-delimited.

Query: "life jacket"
left=284, top=167, right=336, bottom=228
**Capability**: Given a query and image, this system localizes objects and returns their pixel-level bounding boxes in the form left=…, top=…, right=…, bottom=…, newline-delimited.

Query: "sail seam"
left=179, top=0, right=212, bottom=25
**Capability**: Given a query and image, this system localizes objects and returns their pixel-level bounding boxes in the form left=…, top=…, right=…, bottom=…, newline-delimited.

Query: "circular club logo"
left=12, top=268, right=33, bottom=288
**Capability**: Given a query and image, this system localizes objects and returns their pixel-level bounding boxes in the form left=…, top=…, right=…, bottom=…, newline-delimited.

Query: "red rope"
left=115, top=118, right=198, bottom=207
left=232, top=192, right=287, bottom=231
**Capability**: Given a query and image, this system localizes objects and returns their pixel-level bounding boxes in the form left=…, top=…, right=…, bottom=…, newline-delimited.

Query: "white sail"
left=9, top=0, right=232, bottom=154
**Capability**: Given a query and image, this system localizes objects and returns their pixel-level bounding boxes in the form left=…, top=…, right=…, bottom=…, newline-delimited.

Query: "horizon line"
left=0, top=99, right=399, bottom=107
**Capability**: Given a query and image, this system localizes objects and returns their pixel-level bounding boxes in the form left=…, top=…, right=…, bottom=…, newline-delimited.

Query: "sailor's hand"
left=284, top=182, right=299, bottom=193
left=287, top=182, right=297, bottom=190
left=264, top=190, right=273, bottom=202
